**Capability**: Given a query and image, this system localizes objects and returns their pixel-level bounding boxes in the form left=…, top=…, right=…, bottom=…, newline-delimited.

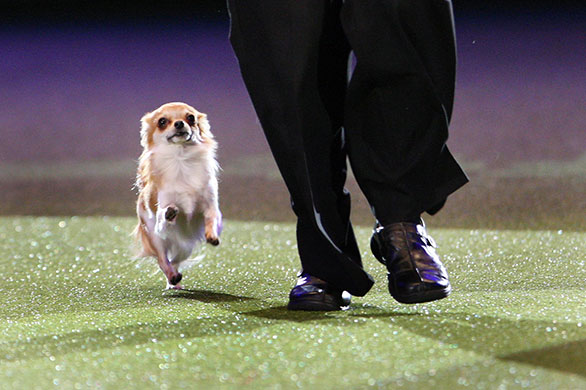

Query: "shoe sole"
left=287, top=302, right=349, bottom=311
left=287, top=296, right=350, bottom=311
left=390, top=285, right=452, bottom=304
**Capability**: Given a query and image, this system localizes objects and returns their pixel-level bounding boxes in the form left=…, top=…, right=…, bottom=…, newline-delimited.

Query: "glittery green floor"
left=1, top=217, right=585, bottom=389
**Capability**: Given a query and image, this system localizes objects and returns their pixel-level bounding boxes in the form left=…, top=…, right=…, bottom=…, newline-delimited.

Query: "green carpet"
left=1, top=217, right=584, bottom=389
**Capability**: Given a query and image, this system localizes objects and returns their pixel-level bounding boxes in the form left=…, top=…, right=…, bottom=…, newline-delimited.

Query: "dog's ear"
left=197, top=113, right=213, bottom=139
left=140, top=111, right=153, bottom=147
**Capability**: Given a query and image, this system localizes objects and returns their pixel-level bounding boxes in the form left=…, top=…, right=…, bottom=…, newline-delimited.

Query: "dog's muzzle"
left=167, top=120, right=193, bottom=142
left=167, top=131, right=192, bottom=143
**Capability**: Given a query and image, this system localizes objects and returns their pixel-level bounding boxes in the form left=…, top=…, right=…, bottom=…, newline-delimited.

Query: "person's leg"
left=341, top=0, right=468, bottom=224
left=341, top=0, right=468, bottom=303
left=228, top=0, right=374, bottom=299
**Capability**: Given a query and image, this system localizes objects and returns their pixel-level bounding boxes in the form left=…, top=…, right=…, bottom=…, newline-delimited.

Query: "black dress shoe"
left=287, top=272, right=351, bottom=311
left=370, top=221, right=451, bottom=304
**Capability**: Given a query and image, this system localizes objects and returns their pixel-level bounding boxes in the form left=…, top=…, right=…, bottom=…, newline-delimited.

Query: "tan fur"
left=133, top=214, right=157, bottom=258
left=133, top=148, right=160, bottom=258
left=133, top=102, right=221, bottom=289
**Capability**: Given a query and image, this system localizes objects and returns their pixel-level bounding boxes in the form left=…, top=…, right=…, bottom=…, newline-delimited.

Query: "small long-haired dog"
left=134, top=102, right=222, bottom=289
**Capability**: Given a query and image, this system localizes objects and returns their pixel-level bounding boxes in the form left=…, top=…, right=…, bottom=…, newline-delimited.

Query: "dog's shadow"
left=164, top=288, right=257, bottom=304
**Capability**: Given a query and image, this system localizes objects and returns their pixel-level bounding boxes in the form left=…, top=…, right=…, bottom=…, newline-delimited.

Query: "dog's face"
left=140, top=102, right=212, bottom=148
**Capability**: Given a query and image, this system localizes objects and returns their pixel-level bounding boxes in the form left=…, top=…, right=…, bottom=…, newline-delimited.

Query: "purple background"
left=1, top=7, right=584, bottom=167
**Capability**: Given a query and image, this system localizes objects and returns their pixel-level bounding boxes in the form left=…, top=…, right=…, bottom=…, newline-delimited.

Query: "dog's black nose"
left=174, top=121, right=184, bottom=129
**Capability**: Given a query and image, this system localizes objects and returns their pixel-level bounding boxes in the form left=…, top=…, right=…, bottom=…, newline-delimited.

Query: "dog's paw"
left=206, top=236, right=220, bottom=246
left=168, top=272, right=183, bottom=286
left=166, top=283, right=184, bottom=290
left=165, top=206, right=179, bottom=222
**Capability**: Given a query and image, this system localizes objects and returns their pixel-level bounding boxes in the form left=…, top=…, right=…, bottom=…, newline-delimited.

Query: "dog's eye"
left=157, top=118, right=168, bottom=128
left=186, top=114, right=195, bottom=126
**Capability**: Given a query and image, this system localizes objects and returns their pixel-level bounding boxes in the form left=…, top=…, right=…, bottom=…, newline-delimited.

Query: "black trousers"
left=228, top=0, right=468, bottom=296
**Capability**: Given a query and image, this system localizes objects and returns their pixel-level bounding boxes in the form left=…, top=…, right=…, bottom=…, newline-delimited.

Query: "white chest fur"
left=152, top=143, right=217, bottom=216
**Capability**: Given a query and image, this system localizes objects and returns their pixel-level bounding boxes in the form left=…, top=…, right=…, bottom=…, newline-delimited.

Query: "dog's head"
left=140, top=102, right=213, bottom=149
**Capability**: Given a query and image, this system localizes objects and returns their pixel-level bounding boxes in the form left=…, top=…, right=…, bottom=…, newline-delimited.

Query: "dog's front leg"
left=155, top=192, right=179, bottom=238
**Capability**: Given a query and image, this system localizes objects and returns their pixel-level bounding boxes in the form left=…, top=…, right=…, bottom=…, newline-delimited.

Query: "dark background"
left=1, top=1, right=584, bottom=23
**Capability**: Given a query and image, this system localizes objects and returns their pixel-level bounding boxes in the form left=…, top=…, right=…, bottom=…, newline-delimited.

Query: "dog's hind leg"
left=166, top=244, right=194, bottom=290
left=139, top=204, right=182, bottom=288
left=203, top=188, right=222, bottom=246
left=149, top=232, right=183, bottom=289
left=204, top=209, right=222, bottom=246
